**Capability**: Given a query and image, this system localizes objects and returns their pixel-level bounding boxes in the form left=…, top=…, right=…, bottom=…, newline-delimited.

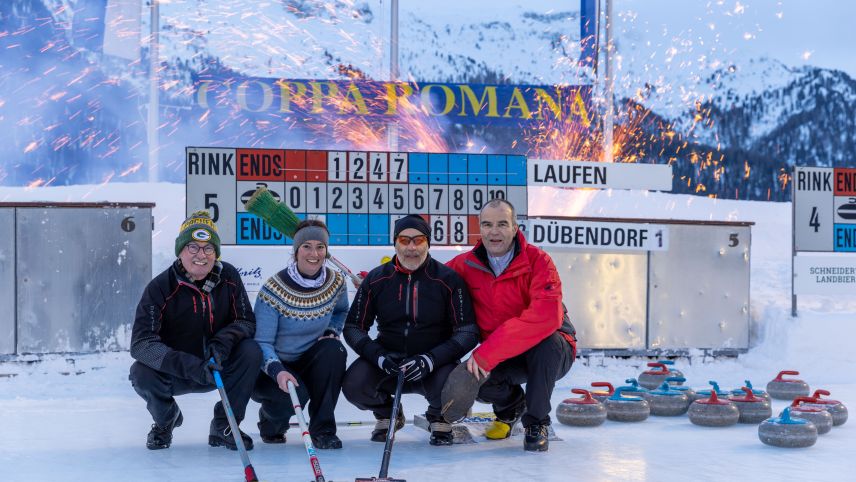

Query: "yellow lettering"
left=570, top=90, right=592, bottom=127
left=277, top=81, right=307, bottom=113
left=502, top=87, right=532, bottom=119
left=420, top=84, right=455, bottom=116
left=384, top=82, right=414, bottom=115
left=341, top=83, right=369, bottom=114
left=534, top=88, right=561, bottom=121
left=309, top=81, right=339, bottom=113
left=458, top=85, right=499, bottom=117
left=236, top=80, right=273, bottom=113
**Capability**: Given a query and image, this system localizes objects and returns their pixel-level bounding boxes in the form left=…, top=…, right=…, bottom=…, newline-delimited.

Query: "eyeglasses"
left=396, top=235, right=428, bottom=246
left=186, top=243, right=216, bottom=255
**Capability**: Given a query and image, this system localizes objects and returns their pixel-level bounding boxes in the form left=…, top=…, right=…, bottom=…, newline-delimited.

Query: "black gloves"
left=377, top=355, right=400, bottom=375
left=400, top=354, right=434, bottom=382
left=206, top=339, right=229, bottom=371
left=191, top=358, right=216, bottom=386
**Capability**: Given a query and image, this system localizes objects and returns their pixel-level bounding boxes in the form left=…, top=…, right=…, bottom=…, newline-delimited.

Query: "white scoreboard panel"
left=186, top=147, right=528, bottom=246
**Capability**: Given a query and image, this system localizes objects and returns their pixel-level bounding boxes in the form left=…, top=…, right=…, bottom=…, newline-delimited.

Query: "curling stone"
left=807, top=390, right=848, bottom=426
left=689, top=381, right=730, bottom=403
left=605, top=387, right=650, bottom=422
left=766, top=370, right=810, bottom=400
left=557, top=389, right=607, bottom=427
left=589, top=382, right=615, bottom=403
left=638, top=362, right=671, bottom=390
left=618, top=378, right=652, bottom=400
left=758, top=407, right=817, bottom=448
left=730, top=380, right=771, bottom=402
left=688, top=390, right=739, bottom=427
left=728, top=387, right=772, bottom=424
left=790, top=397, right=833, bottom=435
left=656, top=360, right=685, bottom=383
left=666, top=376, right=696, bottom=400
left=648, top=382, right=690, bottom=416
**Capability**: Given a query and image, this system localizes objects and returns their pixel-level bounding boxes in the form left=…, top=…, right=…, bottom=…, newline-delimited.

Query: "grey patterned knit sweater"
left=254, top=267, right=348, bottom=378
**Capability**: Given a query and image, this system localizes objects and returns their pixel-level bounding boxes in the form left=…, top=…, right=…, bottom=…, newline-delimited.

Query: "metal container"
left=0, top=208, right=14, bottom=355
left=6, top=203, right=153, bottom=354
left=544, top=249, right=648, bottom=350
left=533, top=217, right=752, bottom=354
left=648, top=223, right=751, bottom=351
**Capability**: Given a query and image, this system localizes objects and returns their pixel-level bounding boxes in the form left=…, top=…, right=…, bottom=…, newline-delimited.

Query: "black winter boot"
left=146, top=409, right=183, bottom=450
left=311, top=433, right=343, bottom=449
left=370, top=409, right=405, bottom=442
left=428, top=421, right=454, bottom=446
left=260, top=432, right=286, bottom=444
left=209, top=419, right=254, bottom=451
left=523, top=423, right=549, bottom=452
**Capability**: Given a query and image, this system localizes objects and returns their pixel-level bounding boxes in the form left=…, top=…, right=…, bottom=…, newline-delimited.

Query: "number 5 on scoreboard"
left=205, top=193, right=219, bottom=222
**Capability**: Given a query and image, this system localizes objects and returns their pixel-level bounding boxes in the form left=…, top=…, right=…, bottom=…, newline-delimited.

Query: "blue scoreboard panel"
left=186, top=147, right=528, bottom=246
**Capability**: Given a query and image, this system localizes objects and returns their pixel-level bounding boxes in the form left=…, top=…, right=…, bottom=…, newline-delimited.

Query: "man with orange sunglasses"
left=342, top=215, right=479, bottom=446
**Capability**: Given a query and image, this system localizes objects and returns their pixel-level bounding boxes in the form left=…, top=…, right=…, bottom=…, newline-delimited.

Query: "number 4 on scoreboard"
left=809, top=206, right=820, bottom=233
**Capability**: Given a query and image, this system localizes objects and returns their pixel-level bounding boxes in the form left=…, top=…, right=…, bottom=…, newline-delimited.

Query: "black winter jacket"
left=343, top=255, right=479, bottom=367
left=130, top=260, right=255, bottom=380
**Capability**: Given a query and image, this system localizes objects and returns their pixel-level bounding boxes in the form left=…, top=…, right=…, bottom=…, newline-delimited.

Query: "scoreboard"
left=186, top=147, right=528, bottom=246
left=794, top=166, right=856, bottom=252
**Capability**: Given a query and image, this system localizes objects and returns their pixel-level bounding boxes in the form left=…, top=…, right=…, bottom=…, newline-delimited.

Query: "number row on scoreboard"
left=235, top=213, right=481, bottom=246
left=232, top=148, right=527, bottom=185
left=237, top=181, right=527, bottom=216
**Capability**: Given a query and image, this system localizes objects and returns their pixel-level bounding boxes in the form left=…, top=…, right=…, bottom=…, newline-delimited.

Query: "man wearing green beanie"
left=130, top=210, right=262, bottom=451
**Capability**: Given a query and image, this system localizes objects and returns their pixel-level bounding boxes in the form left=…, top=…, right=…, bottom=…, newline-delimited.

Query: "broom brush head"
left=245, top=185, right=300, bottom=238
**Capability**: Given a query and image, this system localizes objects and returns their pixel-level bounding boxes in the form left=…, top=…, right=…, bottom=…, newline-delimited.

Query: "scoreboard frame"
left=185, top=147, right=528, bottom=246
left=791, top=165, right=856, bottom=315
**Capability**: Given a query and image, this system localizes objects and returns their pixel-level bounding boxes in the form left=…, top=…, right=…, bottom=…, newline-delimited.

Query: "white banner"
left=103, top=0, right=141, bottom=60
left=793, top=255, right=856, bottom=295
left=522, top=219, right=669, bottom=251
left=527, top=159, right=672, bottom=191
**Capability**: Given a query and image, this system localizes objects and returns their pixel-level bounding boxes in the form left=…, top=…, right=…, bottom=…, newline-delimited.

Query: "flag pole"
left=148, top=0, right=160, bottom=182
left=602, top=0, right=614, bottom=163
left=387, top=0, right=399, bottom=152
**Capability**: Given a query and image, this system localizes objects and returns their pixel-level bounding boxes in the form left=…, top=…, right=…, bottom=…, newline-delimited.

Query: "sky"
left=613, top=0, right=856, bottom=75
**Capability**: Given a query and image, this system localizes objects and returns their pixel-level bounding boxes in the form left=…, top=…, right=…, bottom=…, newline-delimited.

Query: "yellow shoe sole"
left=484, top=420, right=513, bottom=440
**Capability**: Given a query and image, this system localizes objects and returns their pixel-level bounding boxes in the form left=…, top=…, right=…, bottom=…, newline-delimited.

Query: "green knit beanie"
left=175, top=210, right=221, bottom=257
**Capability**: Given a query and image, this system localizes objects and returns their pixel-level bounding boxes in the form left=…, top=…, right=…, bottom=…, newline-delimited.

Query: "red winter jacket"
left=447, top=231, right=576, bottom=372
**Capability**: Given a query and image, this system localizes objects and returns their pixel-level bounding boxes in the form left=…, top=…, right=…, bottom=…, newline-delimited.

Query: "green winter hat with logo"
left=175, top=210, right=221, bottom=258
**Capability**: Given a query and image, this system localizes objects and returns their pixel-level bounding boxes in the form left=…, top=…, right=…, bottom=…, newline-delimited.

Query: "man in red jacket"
left=446, top=199, right=576, bottom=451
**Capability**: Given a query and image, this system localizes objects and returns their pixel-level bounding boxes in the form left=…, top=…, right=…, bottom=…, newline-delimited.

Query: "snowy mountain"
left=690, top=58, right=856, bottom=168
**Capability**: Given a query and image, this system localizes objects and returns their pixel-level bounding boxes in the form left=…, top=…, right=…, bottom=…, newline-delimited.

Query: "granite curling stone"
left=557, top=389, right=607, bottom=427
left=758, top=407, right=817, bottom=448
left=605, top=387, right=650, bottom=422
left=648, top=382, right=690, bottom=416
left=689, top=381, right=729, bottom=403
left=666, top=376, right=696, bottom=401
left=589, top=382, right=615, bottom=403
left=766, top=370, right=810, bottom=401
left=807, top=389, right=848, bottom=426
left=688, top=390, right=739, bottom=427
left=638, top=362, right=671, bottom=390
left=656, top=359, right=684, bottom=383
left=728, top=387, right=772, bottom=424
left=618, top=378, right=652, bottom=400
left=790, top=397, right=833, bottom=435
left=730, top=380, right=771, bottom=402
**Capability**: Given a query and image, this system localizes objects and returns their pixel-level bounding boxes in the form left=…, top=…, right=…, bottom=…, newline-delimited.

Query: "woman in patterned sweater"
left=251, top=220, right=349, bottom=449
